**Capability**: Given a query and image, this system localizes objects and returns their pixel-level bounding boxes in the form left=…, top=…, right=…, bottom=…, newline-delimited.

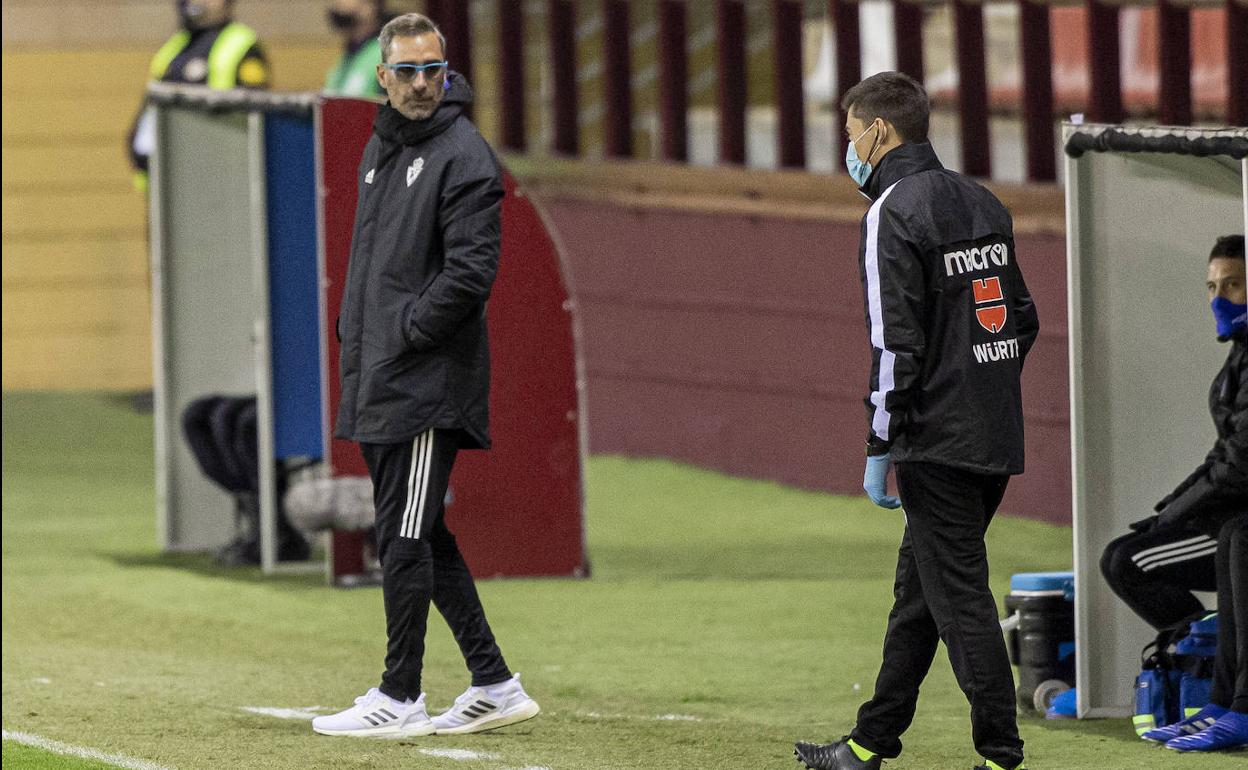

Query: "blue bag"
left=1175, top=614, right=1218, bottom=719
left=1133, top=611, right=1216, bottom=736
left=1134, top=666, right=1181, bottom=736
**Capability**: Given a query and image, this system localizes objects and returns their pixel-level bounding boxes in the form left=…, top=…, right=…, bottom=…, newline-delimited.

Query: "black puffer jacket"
left=1158, top=328, right=1248, bottom=526
left=335, top=73, right=503, bottom=447
left=858, top=141, right=1040, bottom=475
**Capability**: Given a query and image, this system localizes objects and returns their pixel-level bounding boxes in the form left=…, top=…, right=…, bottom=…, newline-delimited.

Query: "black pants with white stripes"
left=361, top=430, right=512, bottom=702
left=1212, top=514, right=1248, bottom=713
left=851, top=462, right=1023, bottom=769
left=1100, top=517, right=1219, bottom=631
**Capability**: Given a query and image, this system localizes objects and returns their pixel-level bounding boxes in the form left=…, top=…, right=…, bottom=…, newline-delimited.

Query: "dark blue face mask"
left=178, top=1, right=205, bottom=23
left=1212, top=296, right=1247, bottom=339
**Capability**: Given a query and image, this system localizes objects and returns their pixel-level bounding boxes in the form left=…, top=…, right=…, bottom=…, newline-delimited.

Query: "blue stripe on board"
left=264, top=113, right=324, bottom=460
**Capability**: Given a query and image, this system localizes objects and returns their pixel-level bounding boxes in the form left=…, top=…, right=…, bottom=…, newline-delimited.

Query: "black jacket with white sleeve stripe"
left=858, top=141, right=1040, bottom=475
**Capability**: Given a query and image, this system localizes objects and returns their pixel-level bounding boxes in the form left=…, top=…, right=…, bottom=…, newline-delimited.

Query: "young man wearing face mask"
left=324, top=0, right=387, bottom=97
left=1100, top=234, right=1248, bottom=750
left=794, top=72, right=1037, bottom=770
left=312, top=13, right=539, bottom=739
left=127, top=0, right=269, bottom=190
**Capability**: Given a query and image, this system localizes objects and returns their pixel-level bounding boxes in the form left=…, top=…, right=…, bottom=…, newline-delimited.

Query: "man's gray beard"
left=399, top=102, right=436, bottom=121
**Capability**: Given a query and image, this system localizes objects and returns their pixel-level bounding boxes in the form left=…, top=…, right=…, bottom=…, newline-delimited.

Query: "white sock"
left=384, top=691, right=419, bottom=708
left=483, top=675, right=520, bottom=697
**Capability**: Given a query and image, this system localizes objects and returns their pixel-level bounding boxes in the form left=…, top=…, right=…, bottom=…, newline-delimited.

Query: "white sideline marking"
left=2, top=729, right=173, bottom=770
left=32, top=677, right=51, bottom=684
left=418, top=748, right=500, bottom=761
left=655, top=714, right=700, bottom=721
left=240, top=706, right=328, bottom=720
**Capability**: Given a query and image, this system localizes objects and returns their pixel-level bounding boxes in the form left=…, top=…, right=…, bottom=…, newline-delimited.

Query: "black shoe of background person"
left=216, top=492, right=260, bottom=566
left=794, top=738, right=883, bottom=770
left=215, top=528, right=309, bottom=566
left=214, top=490, right=311, bottom=566
left=277, top=524, right=311, bottom=562
left=216, top=534, right=260, bottom=566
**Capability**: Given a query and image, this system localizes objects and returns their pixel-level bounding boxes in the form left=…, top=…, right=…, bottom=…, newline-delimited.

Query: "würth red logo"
left=972, top=277, right=1007, bottom=333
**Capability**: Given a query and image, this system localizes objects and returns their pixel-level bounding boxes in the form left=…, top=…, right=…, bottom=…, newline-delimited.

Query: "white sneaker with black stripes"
left=312, top=688, right=435, bottom=738
left=432, top=673, right=540, bottom=735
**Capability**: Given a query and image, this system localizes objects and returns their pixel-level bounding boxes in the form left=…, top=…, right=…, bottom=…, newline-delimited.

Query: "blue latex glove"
left=863, top=454, right=902, bottom=509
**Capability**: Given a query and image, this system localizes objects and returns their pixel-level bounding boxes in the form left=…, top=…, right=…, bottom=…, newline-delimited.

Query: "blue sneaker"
left=1166, top=711, right=1248, bottom=752
left=1141, top=704, right=1226, bottom=743
left=1044, top=687, right=1077, bottom=720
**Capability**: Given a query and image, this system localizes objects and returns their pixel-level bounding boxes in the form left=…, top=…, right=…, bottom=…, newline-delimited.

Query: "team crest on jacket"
left=407, top=157, right=424, bottom=187
left=972, top=277, right=1007, bottom=333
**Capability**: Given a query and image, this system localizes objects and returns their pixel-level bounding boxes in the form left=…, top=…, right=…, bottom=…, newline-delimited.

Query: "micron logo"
left=944, top=241, right=1009, bottom=277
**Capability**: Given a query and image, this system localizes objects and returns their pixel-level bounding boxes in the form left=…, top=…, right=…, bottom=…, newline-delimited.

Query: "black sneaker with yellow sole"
left=794, top=737, right=882, bottom=769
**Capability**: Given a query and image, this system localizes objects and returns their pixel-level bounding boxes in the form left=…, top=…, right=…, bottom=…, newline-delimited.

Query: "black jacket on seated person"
left=1158, top=327, right=1248, bottom=530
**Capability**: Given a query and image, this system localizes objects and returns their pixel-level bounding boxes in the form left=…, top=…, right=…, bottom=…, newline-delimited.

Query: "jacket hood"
left=862, top=140, right=945, bottom=199
left=374, top=70, right=473, bottom=146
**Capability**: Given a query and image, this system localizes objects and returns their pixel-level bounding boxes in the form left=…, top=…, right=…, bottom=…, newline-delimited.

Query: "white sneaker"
left=432, top=673, right=540, bottom=735
left=312, top=688, right=435, bottom=738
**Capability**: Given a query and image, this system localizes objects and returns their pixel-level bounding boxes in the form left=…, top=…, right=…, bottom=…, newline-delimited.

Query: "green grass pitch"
left=2, top=393, right=1241, bottom=769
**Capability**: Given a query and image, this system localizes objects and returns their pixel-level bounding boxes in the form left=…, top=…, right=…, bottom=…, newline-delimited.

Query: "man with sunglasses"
left=313, top=13, right=538, bottom=739
left=794, top=72, right=1037, bottom=770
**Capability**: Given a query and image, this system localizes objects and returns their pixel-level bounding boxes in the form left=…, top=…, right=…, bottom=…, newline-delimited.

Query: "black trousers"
left=1100, top=518, right=1218, bottom=630
left=851, top=462, right=1023, bottom=769
left=361, top=429, right=511, bottom=702
left=1212, top=514, right=1248, bottom=713
left=181, top=396, right=257, bottom=493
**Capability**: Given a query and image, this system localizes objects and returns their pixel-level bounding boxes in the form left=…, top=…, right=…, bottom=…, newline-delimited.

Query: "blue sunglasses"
left=383, top=61, right=448, bottom=83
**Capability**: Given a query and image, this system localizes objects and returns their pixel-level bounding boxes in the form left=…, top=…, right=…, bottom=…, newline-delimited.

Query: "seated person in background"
left=1100, top=234, right=1246, bottom=633
left=1148, top=513, right=1247, bottom=751
left=182, top=395, right=310, bottom=565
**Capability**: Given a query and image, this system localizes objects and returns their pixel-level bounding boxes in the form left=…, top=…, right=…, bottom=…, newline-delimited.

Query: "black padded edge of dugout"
left=145, top=82, right=318, bottom=117
left=1065, top=129, right=1248, bottom=160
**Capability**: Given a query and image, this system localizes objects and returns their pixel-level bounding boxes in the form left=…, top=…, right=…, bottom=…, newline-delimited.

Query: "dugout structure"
left=146, top=84, right=587, bottom=580
left=1064, top=123, right=1248, bottom=717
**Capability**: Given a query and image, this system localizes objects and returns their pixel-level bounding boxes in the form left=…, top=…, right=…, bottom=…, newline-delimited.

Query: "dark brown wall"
left=539, top=198, right=1072, bottom=524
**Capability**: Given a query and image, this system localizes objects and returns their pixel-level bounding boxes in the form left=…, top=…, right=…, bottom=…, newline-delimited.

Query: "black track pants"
left=181, top=396, right=255, bottom=493
left=361, top=430, right=511, bottom=702
left=851, top=461, right=1023, bottom=769
left=1212, top=514, right=1248, bottom=712
left=1100, top=519, right=1218, bottom=631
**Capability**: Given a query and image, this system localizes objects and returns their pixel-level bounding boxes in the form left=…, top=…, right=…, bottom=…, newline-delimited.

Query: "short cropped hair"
left=1210, top=235, right=1246, bottom=263
left=379, top=13, right=446, bottom=63
left=839, top=72, right=930, bottom=143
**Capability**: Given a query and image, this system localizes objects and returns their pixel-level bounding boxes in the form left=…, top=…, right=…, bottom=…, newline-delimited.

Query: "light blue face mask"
left=845, top=121, right=881, bottom=187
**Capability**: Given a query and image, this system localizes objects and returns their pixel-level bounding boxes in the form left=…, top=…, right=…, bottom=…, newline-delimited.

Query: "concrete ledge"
left=505, top=153, right=1066, bottom=235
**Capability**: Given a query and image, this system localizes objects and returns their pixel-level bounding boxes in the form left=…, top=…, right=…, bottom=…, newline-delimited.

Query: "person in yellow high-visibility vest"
left=127, top=0, right=270, bottom=192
